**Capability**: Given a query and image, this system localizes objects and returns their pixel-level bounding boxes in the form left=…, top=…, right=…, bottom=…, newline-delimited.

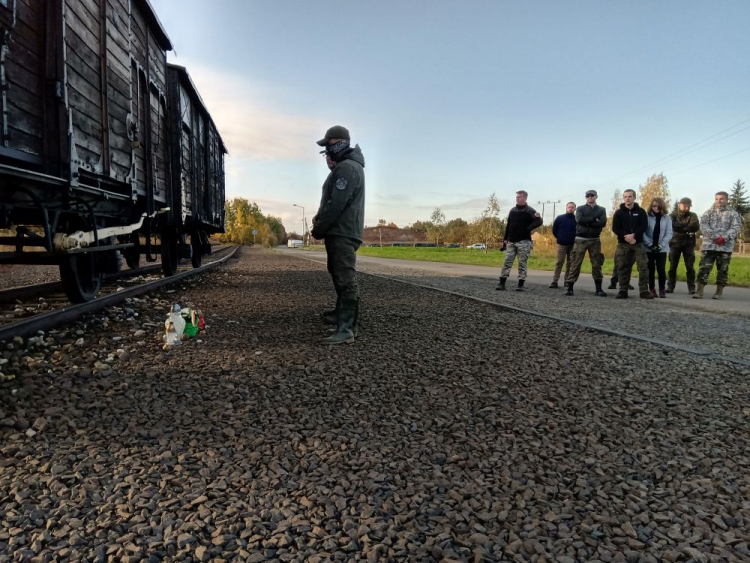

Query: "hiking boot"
left=321, top=302, right=357, bottom=345
left=693, top=283, right=705, bottom=299
left=640, top=290, right=654, bottom=299
left=564, top=283, right=574, bottom=296
left=688, top=283, right=696, bottom=295
left=659, top=289, right=666, bottom=298
left=607, top=282, right=617, bottom=290
left=712, top=286, right=724, bottom=300
left=627, top=284, right=635, bottom=290
left=649, top=288, right=657, bottom=298
left=548, top=281, right=559, bottom=289
left=665, top=283, right=675, bottom=294
left=616, top=290, right=628, bottom=299
left=496, top=277, right=507, bottom=291
left=515, top=280, right=525, bottom=292
left=594, top=281, right=607, bottom=297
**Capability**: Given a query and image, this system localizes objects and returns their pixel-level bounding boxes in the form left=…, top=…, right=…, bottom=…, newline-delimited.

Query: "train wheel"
left=161, top=230, right=179, bottom=276
left=60, top=252, right=102, bottom=303
left=191, top=234, right=203, bottom=268
left=123, top=232, right=141, bottom=269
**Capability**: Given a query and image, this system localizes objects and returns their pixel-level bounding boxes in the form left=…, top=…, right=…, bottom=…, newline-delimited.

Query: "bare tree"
left=428, top=207, right=446, bottom=246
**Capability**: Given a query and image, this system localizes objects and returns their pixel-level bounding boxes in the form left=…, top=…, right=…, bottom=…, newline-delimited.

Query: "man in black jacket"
left=496, top=190, right=542, bottom=291
left=611, top=189, right=652, bottom=299
left=311, top=125, right=366, bottom=344
left=564, top=190, right=608, bottom=297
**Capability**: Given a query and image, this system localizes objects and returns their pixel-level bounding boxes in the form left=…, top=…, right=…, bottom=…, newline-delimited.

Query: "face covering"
left=325, top=140, right=350, bottom=161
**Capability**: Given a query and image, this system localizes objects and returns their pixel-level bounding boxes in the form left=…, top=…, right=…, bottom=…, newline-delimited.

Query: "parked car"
left=466, top=243, right=487, bottom=250
left=444, top=243, right=460, bottom=248
left=415, top=242, right=436, bottom=247
left=288, top=239, right=303, bottom=248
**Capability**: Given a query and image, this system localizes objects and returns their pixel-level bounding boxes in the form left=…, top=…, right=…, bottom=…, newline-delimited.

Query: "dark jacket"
left=311, top=145, right=365, bottom=242
left=669, top=209, right=700, bottom=248
left=612, top=202, right=648, bottom=244
left=552, top=213, right=577, bottom=246
left=574, top=204, right=607, bottom=238
left=504, top=204, right=542, bottom=243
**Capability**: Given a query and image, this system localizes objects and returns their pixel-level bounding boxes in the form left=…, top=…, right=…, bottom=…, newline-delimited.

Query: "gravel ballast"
left=1, top=248, right=748, bottom=562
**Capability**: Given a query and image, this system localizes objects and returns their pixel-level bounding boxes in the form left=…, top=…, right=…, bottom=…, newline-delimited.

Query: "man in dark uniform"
left=311, top=125, right=366, bottom=344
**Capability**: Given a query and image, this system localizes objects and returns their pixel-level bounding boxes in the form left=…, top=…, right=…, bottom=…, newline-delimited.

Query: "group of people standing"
left=498, top=189, right=742, bottom=300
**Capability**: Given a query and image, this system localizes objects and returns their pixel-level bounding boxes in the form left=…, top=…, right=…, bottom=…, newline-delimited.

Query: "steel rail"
left=290, top=252, right=750, bottom=368
left=0, top=244, right=234, bottom=304
left=0, top=246, right=239, bottom=342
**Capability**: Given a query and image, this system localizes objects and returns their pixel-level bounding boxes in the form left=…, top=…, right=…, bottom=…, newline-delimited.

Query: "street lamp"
left=293, top=204, right=306, bottom=245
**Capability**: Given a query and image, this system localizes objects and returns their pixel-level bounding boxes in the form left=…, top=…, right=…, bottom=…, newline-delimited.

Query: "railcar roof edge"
left=168, top=64, right=229, bottom=155
left=133, top=0, right=173, bottom=51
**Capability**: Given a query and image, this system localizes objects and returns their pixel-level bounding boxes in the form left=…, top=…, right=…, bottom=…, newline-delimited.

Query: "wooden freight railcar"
left=0, top=0, right=225, bottom=301
left=166, top=64, right=226, bottom=268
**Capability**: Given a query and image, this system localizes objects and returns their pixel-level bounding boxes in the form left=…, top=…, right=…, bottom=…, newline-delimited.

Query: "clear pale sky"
left=151, top=0, right=749, bottom=233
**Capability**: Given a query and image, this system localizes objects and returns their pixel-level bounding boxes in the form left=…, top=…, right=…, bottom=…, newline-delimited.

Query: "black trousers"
left=324, top=236, right=361, bottom=304
left=668, top=243, right=696, bottom=287
left=647, top=252, right=667, bottom=290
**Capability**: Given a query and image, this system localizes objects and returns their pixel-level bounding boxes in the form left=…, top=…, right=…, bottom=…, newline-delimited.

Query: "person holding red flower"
left=694, top=191, right=742, bottom=300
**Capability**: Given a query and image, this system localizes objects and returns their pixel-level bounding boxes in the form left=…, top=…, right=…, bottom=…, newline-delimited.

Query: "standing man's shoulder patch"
left=335, top=178, right=348, bottom=190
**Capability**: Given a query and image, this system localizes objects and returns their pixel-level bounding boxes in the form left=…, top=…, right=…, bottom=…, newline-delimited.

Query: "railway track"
left=0, top=245, right=238, bottom=343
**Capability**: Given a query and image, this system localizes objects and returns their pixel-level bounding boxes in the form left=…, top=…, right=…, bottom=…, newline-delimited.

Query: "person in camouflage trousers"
left=496, top=190, right=542, bottom=291
left=693, top=191, right=742, bottom=300
left=564, top=190, right=608, bottom=297
left=667, top=197, right=700, bottom=294
left=611, top=189, right=652, bottom=299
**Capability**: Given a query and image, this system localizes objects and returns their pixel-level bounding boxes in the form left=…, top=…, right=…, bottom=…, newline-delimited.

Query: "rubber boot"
left=712, top=286, right=724, bottom=300
left=616, top=289, right=628, bottom=299
left=322, top=310, right=336, bottom=325
left=564, top=283, right=574, bottom=296
left=692, top=283, right=705, bottom=299
left=594, top=281, right=607, bottom=297
left=321, top=301, right=356, bottom=344
left=496, top=277, right=507, bottom=291
left=515, top=279, right=525, bottom=292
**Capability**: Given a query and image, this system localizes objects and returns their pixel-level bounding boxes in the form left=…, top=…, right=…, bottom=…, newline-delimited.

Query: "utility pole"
left=537, top=200, right=561, bottom=234
left=293, top=204, right=306, bottom=245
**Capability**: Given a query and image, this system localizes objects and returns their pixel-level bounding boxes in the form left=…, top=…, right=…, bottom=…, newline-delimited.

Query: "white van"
left=287, top=239, right=304, bottom=248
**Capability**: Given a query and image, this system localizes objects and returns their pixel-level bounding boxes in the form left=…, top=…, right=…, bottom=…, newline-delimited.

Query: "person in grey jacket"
left=311, top=125, right=366, bottom=344
left=643, top=197, right=673, bottom=298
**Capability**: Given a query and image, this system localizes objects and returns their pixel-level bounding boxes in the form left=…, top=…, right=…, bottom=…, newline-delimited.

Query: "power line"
left=669, top=145, right=750, bottom=177
left=593, top=116, right=750, bottom=189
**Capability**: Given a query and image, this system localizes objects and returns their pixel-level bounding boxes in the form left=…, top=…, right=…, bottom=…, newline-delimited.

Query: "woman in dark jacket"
left=643, top=197, right=673, bottom=298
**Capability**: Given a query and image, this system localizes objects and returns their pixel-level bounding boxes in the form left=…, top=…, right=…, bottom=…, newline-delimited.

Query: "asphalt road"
left=282, top=248, right=748, bottom=317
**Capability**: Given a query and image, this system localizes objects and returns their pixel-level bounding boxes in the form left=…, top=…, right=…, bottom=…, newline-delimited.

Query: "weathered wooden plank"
left=110, top=148, right=132, bottom=175
left=129, top=9, right=147, bottom=68
left=7, top=87, right=43, bottom=120
left=65, top=27, right=102, bottom=80
left=8, top=106, right=42, bottom=138
left=8, top=32, right=42, bottom=71
left=65, top=0, right=101, bottom=42
left=106, top=29, right=130, bottom=75
left=7, top=126, right=43, bottom=155
left=106, top=49, right=131, bottom=83
left=18, top=0, right=42, bottom=16
left=67, top=66, right=103, bottom=114
left=106, top=0, right=130, bottom=52
left=107, top=68, right=131, bottom=102
left=6, top=58, right=42, bottom=100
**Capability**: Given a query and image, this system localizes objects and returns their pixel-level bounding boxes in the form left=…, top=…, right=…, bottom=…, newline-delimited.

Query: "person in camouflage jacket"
left=693, top=191, right=742, bottom=300
left=667, top=197, right=700, bottom=294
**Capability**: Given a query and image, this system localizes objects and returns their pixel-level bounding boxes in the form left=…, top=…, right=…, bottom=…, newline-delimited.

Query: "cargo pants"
left=553, top=244, right=574, bottom=284
left=566, top=238, right=604, bottom=284
left=697, top=250, right=732, bottom=286
left=501, top=240, right=532, bottom=280
left=668, top=242, right=696, bottom=289
left=615, top=243, right=649, bottom=293
left=325, top=236, right=361, bottom=305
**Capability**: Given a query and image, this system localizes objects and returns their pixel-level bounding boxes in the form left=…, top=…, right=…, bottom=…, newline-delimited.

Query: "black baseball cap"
left=679, top=197, right=692, bottom=206
left=585, top=190, right=598, bottom=197
left=316, top=125, right=350, bottom=146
